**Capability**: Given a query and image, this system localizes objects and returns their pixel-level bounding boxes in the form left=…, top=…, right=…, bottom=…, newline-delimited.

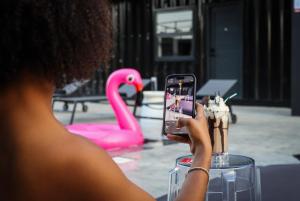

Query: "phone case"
left=162, top=74, right=197, bottom=136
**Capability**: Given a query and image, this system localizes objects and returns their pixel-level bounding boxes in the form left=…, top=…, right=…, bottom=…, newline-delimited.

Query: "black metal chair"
left=52, top=79, right=153, bottom=124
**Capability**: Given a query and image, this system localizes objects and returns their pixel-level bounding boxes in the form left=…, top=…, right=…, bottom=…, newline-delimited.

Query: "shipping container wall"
left=93, top=0, right=291, bottom=106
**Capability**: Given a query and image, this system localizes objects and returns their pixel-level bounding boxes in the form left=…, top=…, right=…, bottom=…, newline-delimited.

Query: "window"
left=155, top=9, right=194, bottom=61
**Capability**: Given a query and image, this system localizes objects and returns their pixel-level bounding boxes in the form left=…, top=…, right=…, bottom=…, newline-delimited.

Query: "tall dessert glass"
left=204, top=96, right=230, bottom=167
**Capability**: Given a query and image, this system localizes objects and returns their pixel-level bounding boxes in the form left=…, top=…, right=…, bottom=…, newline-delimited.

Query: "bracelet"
left=187, top=167, right=210, bottom=179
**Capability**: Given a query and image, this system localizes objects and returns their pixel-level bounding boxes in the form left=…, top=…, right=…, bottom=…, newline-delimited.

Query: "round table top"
left=177, top=154, right=255, bottom=169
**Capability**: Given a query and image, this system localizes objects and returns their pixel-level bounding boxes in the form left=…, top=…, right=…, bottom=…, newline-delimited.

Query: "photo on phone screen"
left=163, top=74, right=196, bottom=135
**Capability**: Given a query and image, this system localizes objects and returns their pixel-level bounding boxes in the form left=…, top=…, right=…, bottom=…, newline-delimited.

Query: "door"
left=207, top=2, right=243, bottom=98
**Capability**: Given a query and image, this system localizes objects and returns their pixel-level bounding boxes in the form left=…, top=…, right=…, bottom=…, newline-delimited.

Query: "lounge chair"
left=52, top=79, right=152, bottom=124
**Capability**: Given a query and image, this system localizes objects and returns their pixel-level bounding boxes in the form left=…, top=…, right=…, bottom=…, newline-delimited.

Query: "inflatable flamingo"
left=66, top=68, right=144, bottom=150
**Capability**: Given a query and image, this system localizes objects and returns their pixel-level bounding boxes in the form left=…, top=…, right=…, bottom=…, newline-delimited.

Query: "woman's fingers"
left=176, top=104, right=205, bottom=128
left=195, top=103, right=205, bottom=120
left=177, top=118, right=193, bottom=128
left=167, top=134, right=190, bottom=144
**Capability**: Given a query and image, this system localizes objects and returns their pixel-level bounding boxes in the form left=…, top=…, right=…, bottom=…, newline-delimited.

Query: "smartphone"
left=162, top=74, right=196, bottom=135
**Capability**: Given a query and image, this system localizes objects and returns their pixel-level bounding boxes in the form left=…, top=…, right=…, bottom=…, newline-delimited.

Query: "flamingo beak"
left=136, top=83, right=144, bottom=92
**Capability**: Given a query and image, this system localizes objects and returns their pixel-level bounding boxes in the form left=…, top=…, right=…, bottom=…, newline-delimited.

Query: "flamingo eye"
left=127, top=74, right=135, bottom=83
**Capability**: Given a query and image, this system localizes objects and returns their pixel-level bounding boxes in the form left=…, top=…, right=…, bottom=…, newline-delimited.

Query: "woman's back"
left=0, top=83, right=124, bottom=201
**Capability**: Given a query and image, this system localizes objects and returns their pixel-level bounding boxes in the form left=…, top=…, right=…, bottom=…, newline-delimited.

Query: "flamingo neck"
left=106, top=81, right=141, bottom=132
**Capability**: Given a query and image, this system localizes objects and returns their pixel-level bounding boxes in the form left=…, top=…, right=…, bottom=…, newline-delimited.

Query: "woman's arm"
left=174, top=151, right=211, bottom=201
left=69, top=103, right=211, bottom=201
left=168, top=103, right=212, bottom=201
left=63, top=139, right=156, bottom=201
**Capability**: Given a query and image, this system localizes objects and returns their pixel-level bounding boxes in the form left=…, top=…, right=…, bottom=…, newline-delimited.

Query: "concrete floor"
left=53, top=101, right=300, bottom=198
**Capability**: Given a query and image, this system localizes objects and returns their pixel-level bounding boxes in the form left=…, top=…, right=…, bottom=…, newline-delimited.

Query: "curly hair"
left=0, top=0, right=112, bottom=87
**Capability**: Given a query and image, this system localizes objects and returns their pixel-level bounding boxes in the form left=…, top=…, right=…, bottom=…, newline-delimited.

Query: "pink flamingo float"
left=66, top=68, right=144, bottom=150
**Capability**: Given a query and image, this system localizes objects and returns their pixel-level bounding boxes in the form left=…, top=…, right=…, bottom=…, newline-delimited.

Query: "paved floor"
left=53, top=101, right=300, bottom=198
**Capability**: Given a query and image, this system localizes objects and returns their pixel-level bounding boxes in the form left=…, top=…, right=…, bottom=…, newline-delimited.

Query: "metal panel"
left=291, top=8, right=300, bottom=115
left=266, top=0, right=272, bottom=100
left=254, top=0, right=260, bottom=100
left=106, top=0, right=291, bottom=106
left=279, top=0, right=285, bottom=101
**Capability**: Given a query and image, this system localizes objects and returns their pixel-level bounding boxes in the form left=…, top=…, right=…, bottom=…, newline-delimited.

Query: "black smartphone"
left=162, top=74, right=196, bottom=135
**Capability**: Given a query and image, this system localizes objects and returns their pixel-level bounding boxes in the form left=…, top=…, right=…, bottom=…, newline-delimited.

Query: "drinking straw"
left=224, top=93, right=238, bottom=103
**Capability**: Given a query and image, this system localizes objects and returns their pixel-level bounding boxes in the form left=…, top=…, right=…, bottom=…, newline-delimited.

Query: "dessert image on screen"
left=165, top=77, right=194, bottom=134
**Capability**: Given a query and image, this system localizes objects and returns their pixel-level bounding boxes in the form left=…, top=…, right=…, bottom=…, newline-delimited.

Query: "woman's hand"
left=167, top=103, right=212, bottom=169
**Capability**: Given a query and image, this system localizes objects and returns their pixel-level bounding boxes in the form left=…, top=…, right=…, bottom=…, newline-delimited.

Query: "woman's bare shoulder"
left=52, top=132, right=132, bottom=200
left=55, top=132, right=120, bottom=176
left=6, top=129, right=154, bottom=201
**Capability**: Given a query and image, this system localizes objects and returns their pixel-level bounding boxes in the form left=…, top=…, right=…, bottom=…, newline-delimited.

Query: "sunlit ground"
left=53, top=102, right=300, bottom=197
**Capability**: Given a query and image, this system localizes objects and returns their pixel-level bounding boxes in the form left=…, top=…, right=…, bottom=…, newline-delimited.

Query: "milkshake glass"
left=204, top=96, right=230, bottom=166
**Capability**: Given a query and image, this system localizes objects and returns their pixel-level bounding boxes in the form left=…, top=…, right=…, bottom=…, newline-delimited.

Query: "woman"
left=0, top=1, right=212, bottom=201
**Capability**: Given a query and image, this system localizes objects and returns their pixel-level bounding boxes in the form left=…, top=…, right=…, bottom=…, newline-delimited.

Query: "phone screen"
left=163, top=75, right=196, bottom=135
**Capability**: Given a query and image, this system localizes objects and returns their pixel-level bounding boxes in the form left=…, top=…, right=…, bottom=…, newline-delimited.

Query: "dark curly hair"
left=0, top=0, right=112, bottom=87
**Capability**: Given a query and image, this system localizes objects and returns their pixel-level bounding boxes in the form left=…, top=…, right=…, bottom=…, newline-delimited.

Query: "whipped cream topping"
left=204, top=96, right=230, bottom=121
